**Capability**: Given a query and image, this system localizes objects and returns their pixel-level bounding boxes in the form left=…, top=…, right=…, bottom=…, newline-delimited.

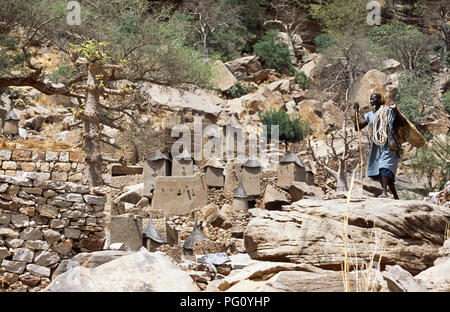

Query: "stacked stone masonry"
left=0, top=148, right=106, bottom=291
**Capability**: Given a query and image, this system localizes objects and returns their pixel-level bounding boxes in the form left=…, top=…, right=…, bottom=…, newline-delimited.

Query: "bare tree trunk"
left=202, top=33, right=209, bottom=59
left=336, top=158, right=348, bottom=192
left=84, top=63, right=104, bottom=188
left=199, top=19, right=210, bottom=60
left=441, top=26, right=449, bottom=68
left=285, top=29, right=297, bottom=65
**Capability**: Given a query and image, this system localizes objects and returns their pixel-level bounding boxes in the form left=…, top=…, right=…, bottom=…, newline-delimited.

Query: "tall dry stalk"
left=350, top=227, right=385, bottom=292
left=355, top=109, right=364, bottom=193
left=342, top=164, right=385, bottom=292
left=342, top=164, right=359, bottom=292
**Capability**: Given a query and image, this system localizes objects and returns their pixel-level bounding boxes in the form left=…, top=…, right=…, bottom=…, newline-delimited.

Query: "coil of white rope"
left=372, top=105, right=394, bottom=147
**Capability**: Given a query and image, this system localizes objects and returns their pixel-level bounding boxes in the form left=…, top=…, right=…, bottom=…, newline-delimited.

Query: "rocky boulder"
left=263, top=185, right=289, bottom=210
left=225, top=56, right=262, bottom=80
left=222, top=85, right=284, bottom=118
left=266, top=267, right=387, bottom=292
left=139, top=82, right=223, bottom=117
left=212, top=60, right=237, bottom=91
left=414, top=239, right=450, bottom=291
left=117, top=190, right=142, bottom=205
left=290, top=181, right=325, bottom=201
left=297, top=100, right=344, bottom=135
left=246, top=69, right=272, bottom=84
left=244, top=198, right=450, bottom=275
left=382, top=265, right=427, bottom=292
left=298, top=53, right=324, bottom=78
left=354, top=69, right=397, bottom=109
left=51, top=250, right=131, bottom=280
left=207, top=260, right=385, bottom=292
left=44, top=249, right=200, bottom=292
left=382, top=59, right=402, bottom=74
left=267, top=79, right=291, bottom=93
left=208, top=260, right=323, bottom=291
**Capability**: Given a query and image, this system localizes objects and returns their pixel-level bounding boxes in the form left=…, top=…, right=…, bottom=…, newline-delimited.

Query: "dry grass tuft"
left=342, top=164, right=385, bottom=292
left=349, top=227, right=385, bottom=292
left=342, top=165, right=358, bottom=291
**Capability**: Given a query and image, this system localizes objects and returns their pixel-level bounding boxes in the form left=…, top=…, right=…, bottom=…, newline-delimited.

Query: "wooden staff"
left=354, top=106, right=364, bottom=194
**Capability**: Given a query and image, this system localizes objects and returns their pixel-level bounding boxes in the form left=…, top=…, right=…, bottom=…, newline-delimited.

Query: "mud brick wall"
left=0, top=148, right=106, bottom=291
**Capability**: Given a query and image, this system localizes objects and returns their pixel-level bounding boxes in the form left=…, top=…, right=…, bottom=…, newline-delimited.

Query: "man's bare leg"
left=379, top=176, right=389, bottom=198
left=388, top=181, right=399, bottom=200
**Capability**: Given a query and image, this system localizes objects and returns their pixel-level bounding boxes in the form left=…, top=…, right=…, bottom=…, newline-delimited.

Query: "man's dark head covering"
left=370, top=93, right=382, bottom=104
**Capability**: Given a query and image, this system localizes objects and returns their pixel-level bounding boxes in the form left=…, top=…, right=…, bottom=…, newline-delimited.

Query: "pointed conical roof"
left=143, top=214, right=167, bottom=244
left=205, top=158, right=225, bottom=169
left=233, top=181, right=248, bottom=199
left=242, top=158, right=262, bottom=168
left=280, top=152, right=312, bottom=172
left=182, top=221, right=209, bottom=250
left=146, top=150, right=171, bottom=162
left=173, top=149, right=193, bottom=161
left=280, top=152, right=306, bottom=167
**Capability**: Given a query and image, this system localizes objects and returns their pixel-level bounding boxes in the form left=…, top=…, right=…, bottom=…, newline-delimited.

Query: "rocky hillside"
left=0, top=0, right=449, bottom=293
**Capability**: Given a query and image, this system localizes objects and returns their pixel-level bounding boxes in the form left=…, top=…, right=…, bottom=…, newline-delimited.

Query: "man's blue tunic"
left=364, top=107, right=400, bottom=178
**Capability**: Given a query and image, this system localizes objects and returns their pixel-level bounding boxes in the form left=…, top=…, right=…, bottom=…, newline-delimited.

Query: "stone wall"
left=0, top=148, right=107, bottom=291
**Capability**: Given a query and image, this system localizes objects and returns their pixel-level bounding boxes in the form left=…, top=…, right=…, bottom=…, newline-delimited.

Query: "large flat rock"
left=266, top=269, right=385, bottom=292
left=244, top=198, right=450, bottom=275
left=208, top=260, right=324, bottom=292
left=139, top=82, right=223, bottom=116
left=207, top=260, right=385, bottom=292
left=44, top=249, right=200, bottom=292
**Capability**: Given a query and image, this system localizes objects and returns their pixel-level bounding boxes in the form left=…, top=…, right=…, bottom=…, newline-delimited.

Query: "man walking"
left=354, top=93, right=401, bottom=199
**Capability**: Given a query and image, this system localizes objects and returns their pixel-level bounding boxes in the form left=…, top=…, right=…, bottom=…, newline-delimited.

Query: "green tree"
left=0, top=0, right=213, bottom=187
left=253, top=30, right=294, bottom=74
left=259, top=108, right=310, bottom=151
left=395, top=70, right=434, bottom=126
left=309, top=0, right=369, bottom=35
left=309, top=0, right=381, bottom=97
left=263, top=0, right=310, bottom=64
left=294, top=71, right=309, bottom=90
left=312, top=32, right=381, bottom=99
left=182, top=0, right=244, bottom=61
left=207, top=24, right=249, bottom=61
left=416, top=0, right=450, bottom=68
left=443, top=91, right=450, bottom=114
left=222, top=0, right=264, bottom=55
left=313, top=34, right=336, bottom=53
left=369, top=20, right=436, bottom=75
left=406, top=134, right=450, bottom=190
